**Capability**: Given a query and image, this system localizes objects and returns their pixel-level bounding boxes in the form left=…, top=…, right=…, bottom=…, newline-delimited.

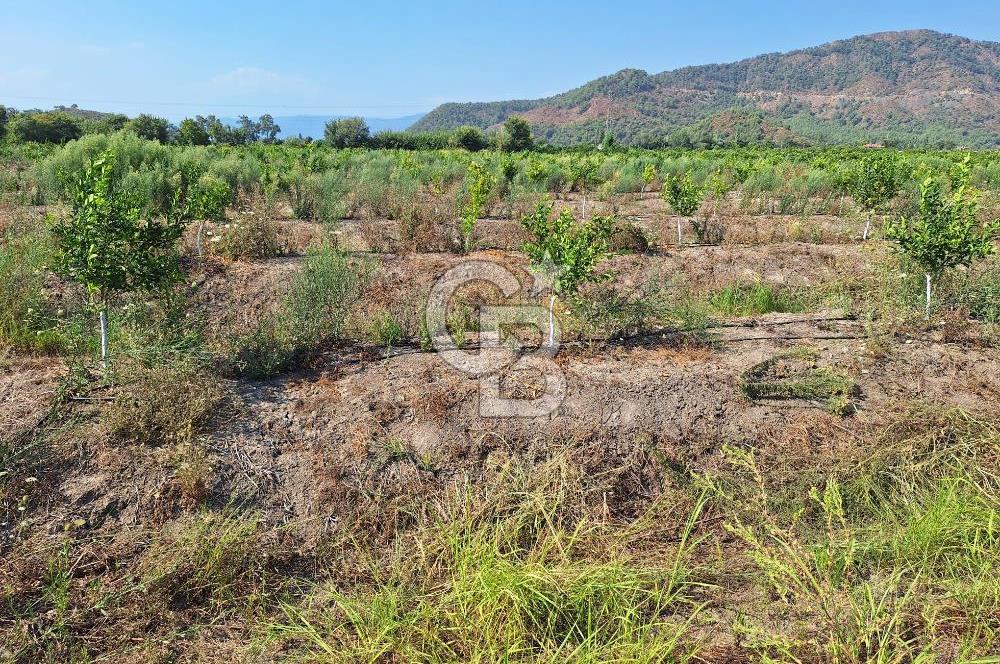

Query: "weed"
left=104, top=362, right=225, bottom=446
left=740, top=347, right=857, bottom=415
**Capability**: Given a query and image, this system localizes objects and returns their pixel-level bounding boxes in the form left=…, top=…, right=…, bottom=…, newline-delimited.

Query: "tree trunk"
left=548, top=294, right=556, bottom=347
left=862, top=212, right=872, bottom=241
left=196, top=220, right=206, bottom=258
left=925, top=273, right=932, bottom=321
left=676, top=218, right=683, bottom=246
left=99, top=308, right=109, bottom=370
left=581, top=193, right=587, bottom=219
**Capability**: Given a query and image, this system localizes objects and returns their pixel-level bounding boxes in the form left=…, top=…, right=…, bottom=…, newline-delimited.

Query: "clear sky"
left=2, top=0, right=998, bottom=120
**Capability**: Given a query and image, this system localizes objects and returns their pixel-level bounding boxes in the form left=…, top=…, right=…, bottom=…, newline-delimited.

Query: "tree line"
left=0, top=104, right=536, bottom=152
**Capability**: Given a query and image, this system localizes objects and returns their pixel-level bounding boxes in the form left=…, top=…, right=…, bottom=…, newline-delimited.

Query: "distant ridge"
left=411, top=30, right=1000, bottom=147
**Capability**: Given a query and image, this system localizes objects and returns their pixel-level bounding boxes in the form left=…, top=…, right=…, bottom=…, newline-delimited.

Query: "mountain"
left=221, top=113, right=426, bottom=140
left=411, top=30, right=1000, bottom=147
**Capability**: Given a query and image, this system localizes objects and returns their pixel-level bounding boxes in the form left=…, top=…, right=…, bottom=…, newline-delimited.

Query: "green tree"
left=8, top=112, right=82, bottom=144
left=884, top=158, right=1000, bottom=319
left=52, top=151, right=189, bottom=367
left=848, top=151, right=899, bottom=240
left=500, top=116, right=533, bottom=152
left=0, top=105, right=11, bottom=140
left=97, top=113, right=129, bottom=133
left=124, top=114, right=170, bottom=142
left=451, top=125, right=487, bottom=151
left=661, top=172, right=705, bottom=244
left=256, top=114, right=281, bottom=143
left=176, top=118, right=211, bottom=145
left=324, top=117, right=370, bottom=148
left=195, top=115, right=245, bottom=145
left=521, top=202, right=615, bottom=345
left=569, top=157, right=599, bottom=218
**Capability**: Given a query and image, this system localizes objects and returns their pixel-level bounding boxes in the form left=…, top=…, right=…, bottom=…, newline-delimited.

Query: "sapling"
left=661, top=172, right=704, bottom=245
left=52, top=150, right=188, bottom=368
left=848, top=151, right=899, bottom=240
left=521, top=202, right=615, bottom=345
left=884, top=157, right=999, bottom=320
left=570, top=158, right=599, bottom=218
left=462, top=161, right=494, bottom=253
left=641, top=163, right=656, bottom=196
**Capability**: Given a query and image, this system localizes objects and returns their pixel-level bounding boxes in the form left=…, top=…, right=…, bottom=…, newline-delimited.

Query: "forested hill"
left=410, top=30, right=1000, bottom=147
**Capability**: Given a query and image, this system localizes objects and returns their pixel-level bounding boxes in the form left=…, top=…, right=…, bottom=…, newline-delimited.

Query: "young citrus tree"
left=848, top=151, right=899, bottom=240
left=884, top=158, right=999, bottom=319
left=570, top=157, right=600, bottom=218
left=53, top=150, right=188, bottom=367
left=641, top=163, right=656, bottom=195
left=662, top=171, right=704, bottom=245
left=521, top=202, right=615, bottom=345
left=462, top=161, right=494, bottom=253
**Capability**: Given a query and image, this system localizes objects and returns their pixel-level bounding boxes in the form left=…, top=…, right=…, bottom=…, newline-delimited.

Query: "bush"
left=230, top=244, right=369, bottom=377
left=450, top=126, right=488, bottom=151
left=213, top=195, right=286, bottom=260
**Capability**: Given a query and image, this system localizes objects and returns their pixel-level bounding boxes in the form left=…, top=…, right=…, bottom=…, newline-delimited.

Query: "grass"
left=0, top=213, right=69, bottom=353
left=103, top=360, right=225, bottom=447
left=709, top=281, right=807, bottom=316
left=265, top=457, right=711, bottom=662
left=719, top=421, right=1000, bottom=663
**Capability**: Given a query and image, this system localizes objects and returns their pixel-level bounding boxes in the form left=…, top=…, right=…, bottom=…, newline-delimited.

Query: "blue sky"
left=2, top=0, right=998, bottom=120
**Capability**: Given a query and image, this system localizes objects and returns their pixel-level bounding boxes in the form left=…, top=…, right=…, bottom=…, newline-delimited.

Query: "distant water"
left=219, top=113, right=426, bottom=139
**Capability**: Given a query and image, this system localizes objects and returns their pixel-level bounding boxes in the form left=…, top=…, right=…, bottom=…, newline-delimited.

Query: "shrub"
left=450, top=125, right=488, bottom=151
left=213, top=194, right=285, bottom=260
left=230, top=244, right=369, bottom=377
left=461, top=161, right=494, bottom=252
